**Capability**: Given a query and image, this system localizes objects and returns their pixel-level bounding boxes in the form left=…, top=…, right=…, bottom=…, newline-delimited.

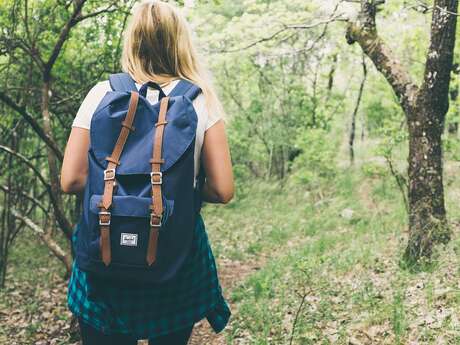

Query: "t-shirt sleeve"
left=72, top=81, right=110, bottom=130
left=205, top=104, right=222, bottom=130
left=193, top=93, right=223, bottom=131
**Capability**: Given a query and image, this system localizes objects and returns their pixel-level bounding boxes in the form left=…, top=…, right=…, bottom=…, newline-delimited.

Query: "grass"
left=201, top=157, right=460, bottom=344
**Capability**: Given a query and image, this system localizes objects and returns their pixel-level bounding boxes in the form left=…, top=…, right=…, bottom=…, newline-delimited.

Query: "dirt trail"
left=187, top=258, right=261, bottom=345
left=137, top=259, right=261, bottom=345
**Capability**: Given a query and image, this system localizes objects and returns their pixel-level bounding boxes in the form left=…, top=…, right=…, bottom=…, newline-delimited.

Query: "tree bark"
left=346, top=0, right=458, bottom=263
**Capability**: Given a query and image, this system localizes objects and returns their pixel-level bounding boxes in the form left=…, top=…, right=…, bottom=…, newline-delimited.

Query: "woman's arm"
left=60, top=127, right=90, bottom=194
left=201, top=120, right=234, bottom=204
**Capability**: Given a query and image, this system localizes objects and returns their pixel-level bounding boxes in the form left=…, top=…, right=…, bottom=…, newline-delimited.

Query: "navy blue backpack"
left=75, top=73, right=203, bottom=284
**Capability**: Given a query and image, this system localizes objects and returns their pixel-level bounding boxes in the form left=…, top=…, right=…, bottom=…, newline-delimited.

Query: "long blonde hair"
left=121, top=0, right=224, bottom=117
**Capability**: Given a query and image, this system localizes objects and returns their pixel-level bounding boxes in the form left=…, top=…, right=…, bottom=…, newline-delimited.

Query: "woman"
left=60, top=1, right=234, bottom=344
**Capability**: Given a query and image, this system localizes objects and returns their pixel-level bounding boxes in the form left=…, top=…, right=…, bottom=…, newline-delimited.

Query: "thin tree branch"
left=346, top=0, right=419, bottom=114
left=286, top=15, right=348, bottom=29
left=385, top=156, right=409, bottom=214
left=0, top=145, right=72, bottom=238
left=0, top=145, right=51, bottom=191
left=289, top=288, right=312, bottom=345
left=0, top=185, right=48, bottom=213
left=10, top=208, right=72, bottom=275
left=349, top=54, right=367, bottom=164
left=44, top=0, right=87, bottom=80
left=219, top=14, right=348, bottom=53
left=75, top=1, right=119, bottom=22
left=0, top=36, right=45, bottom=69
left=436, top=4, right=460, bottom=16
left=0, top=90, right=64, bottom=161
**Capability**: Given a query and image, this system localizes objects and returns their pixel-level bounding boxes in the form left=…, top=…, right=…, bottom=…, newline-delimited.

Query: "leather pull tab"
left=102, top=199, right=112, bottom=211
left=100, top=227, right=111, bottom=266
left=146, top=228, right=159, bottom=266
left=102, top=174, right=115, bottom=210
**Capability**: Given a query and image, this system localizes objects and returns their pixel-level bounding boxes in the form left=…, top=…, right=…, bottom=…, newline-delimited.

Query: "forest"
left=1, top=0, right=460, bottom=344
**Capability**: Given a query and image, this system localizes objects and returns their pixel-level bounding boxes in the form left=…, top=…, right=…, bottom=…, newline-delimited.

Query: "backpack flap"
left=90, top=94, right=198, bottom=175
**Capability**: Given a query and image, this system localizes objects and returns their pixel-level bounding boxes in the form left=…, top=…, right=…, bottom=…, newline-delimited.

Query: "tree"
left=0, top=0, right=131, bottom=284
left=349, top=54, right=367, bottom=164
left=346, top=0, right=458, bottom=263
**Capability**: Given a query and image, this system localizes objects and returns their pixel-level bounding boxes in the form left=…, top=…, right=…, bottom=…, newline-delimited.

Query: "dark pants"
left=78, top=318, right=194, bottom=345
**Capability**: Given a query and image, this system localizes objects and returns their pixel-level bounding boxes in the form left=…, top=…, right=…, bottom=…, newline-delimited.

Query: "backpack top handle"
left=139, top=81, right=167, bottom=100
left=109, top=73, right=138, bottom=92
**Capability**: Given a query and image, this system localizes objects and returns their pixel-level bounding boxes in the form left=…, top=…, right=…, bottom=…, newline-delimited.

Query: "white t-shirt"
left=72, top=79, right=221, bottom=180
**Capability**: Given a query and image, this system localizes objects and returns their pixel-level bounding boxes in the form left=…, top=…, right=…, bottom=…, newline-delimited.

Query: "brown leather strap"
left=146, top=96, right=169, bottom=266
left=98, top=91, right=139, bottom=266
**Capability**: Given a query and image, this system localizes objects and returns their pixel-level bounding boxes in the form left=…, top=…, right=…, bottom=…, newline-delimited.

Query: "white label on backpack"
left=120, top=233, right=138, bottom=246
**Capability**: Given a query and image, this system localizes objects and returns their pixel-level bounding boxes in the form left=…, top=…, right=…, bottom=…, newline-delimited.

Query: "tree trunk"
left=406, top=107, right=448, bottom=260
left=41, top=79, right=73, bottom=239
left=346, top=0, right=458, bottom=263
left=405, top=0, right=457, bottom=260
left=326, top=54, right=338, bottom=102
left=349, top=55, right=367, bottom=164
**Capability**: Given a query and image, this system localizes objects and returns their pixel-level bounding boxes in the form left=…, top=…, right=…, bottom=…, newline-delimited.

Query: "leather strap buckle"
left=150, top=213, right=162, bottom=227
left=99, top=211, right=111, bottom=226
left=104, top=168, right=116, bottom=181
left=150, top=171, right=162, bottom=185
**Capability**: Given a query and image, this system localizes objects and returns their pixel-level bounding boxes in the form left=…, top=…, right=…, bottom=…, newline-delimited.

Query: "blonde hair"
left=121, top=0, right=224, bottom=117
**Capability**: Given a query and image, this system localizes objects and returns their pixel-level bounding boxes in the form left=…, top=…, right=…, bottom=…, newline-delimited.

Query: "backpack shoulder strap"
left=168, top=79, right=202, bottom=100
left=109, top=73, right=138, bottom=92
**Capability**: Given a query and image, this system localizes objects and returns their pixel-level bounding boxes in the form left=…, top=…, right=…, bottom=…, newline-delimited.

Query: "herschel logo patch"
left=120, top=233, right=138, bottom=246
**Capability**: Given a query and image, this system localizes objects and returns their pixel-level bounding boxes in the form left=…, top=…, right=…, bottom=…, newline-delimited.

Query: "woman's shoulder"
left=72, top=80, right=112, bottom=129
left=90, top=80, right=111, bottom=93
left=82, top=80, right=112, bottom=105
left=192, top=92, right=222, bottom=131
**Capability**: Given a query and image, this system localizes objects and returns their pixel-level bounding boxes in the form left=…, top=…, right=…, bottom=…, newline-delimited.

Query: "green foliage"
left=362, top=78, right=404, bottom=136
left=391, top=289, right=407, bottom=344
left=375, top=118, right=408, bottom=161
left=444, top=135, right=460, bottom=161
left=291, top=128, right=339, bottom=187
left=3, top=0, right=460, bottom=342
left=192, top=0, right=342, bottom=179
left=361, top=162, right=388, bottom=179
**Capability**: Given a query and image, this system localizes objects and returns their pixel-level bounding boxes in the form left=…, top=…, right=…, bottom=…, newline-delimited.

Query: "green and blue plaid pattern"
left=67, top=214, right=231, bottom=339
